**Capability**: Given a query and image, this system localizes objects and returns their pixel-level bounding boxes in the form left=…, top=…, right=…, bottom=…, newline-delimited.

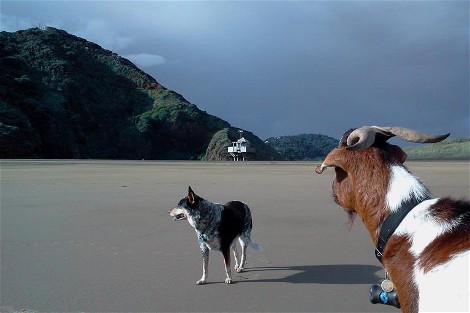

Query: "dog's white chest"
left=197, top=231, right=221, bottom=250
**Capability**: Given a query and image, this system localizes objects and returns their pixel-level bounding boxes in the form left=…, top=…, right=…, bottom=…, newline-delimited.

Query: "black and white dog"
left=169, top=186, right=261, bottom=284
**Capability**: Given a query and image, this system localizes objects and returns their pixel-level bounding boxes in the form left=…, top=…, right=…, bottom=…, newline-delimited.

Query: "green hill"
left=404, top=138, right=470, bottom=160
left=0, top=27, right=281, bottom=160
left=206, top=128, right=283, bottom=161
left=265, top=133, right=338, bottom=160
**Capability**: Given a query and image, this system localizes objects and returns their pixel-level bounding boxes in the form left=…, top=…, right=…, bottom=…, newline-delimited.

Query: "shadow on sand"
left=243, top=264, right=383, bottom=284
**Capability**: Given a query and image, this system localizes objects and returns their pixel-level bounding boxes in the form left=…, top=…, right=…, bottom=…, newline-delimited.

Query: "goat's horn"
left=346, top=127, right=381, bottom=150
left=346, top=126, right=450, bottom=150
left=380, top=127, right=450, bottom=143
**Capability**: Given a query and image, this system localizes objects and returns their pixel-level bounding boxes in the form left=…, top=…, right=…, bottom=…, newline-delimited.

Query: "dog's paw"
left=236, top=266, right=244, bottom=273
left=195, top=279, right=207, bottom=285
left=224, top=278, right=233, bottom=284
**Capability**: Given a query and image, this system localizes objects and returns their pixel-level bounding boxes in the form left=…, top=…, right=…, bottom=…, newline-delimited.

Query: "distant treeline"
left=265, top=134, right=470, bottom=161
left=265, top=133, right=338, bottom=160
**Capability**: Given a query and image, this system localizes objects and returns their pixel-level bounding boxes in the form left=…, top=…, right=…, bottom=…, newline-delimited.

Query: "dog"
left=169, top=186, right=261, bottom=284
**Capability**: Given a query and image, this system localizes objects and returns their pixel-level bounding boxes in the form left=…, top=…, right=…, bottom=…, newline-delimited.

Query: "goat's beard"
left=333, top=191, right=357, bottom=227
left=344, top=209, right=357, bottom=227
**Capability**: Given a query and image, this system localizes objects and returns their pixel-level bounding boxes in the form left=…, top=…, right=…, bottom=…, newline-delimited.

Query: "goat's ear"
left=385, top=144, right=407, bottom=164
left=188, top=186, right=196, bottom=204
left=315, top=148, right=346, bottom=174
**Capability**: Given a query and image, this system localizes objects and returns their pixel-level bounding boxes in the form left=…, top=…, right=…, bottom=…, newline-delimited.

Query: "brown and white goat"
left=316, top=126, right=469, bottom=313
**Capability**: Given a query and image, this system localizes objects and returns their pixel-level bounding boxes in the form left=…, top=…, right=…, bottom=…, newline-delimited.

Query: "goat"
left=315, top=126, right=469, bottom=313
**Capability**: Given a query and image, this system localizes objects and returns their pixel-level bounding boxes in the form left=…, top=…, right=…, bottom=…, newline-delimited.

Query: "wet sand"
left=1, top=160, right=469, bottom=312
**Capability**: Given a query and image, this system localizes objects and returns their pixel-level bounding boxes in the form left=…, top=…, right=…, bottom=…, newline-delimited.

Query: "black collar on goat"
left=375, top=194, right=429, bottom=262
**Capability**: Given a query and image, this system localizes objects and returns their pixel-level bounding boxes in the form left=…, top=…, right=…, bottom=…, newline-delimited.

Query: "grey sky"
left=1, top=1, right=468, bottom=140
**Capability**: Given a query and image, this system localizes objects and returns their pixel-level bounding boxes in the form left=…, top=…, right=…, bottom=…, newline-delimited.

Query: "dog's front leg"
left=196, top=245, right=209, bottom=285
left=222, top=249, right=233, bottom=284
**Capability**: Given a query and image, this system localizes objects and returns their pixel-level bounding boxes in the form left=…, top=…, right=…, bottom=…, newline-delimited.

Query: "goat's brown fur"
left=418, top=198, right=470, bottom=272
left=383, top=235, right=418, bottom=313
left=324, top=146, right=393, bottom=243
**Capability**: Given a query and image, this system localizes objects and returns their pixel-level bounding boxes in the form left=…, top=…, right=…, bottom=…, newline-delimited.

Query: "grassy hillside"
left=0, top=27, right=280, bottom=160
left=404, top=138, right=470, bottom=160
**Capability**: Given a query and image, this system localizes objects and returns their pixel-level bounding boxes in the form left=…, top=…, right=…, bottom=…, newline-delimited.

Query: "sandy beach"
left=1, top=160, right=469, bottom=312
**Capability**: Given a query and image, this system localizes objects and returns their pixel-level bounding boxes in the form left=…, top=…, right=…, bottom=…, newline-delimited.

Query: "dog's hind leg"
left=237, top=236, right=248, bottom=272
left=231, top=241, right=241, bottom=272
left=222, top=248, right=233, bottom=284
left=196, top=245, right=209, bottom=285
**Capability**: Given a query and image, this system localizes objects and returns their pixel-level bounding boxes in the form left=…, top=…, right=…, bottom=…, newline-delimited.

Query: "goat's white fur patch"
left=395, top=199, right=441, bottom=256
left=396, top=204, right=469, bottom=312
left=416, top=251, right=469, bottom=312
left=386, top=165, right=430, bottom=212
left=387, top=165, right=469, bottom=312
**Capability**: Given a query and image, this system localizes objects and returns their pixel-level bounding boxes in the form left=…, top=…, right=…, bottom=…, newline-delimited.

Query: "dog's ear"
left=188, top=186, right=196, bottom=205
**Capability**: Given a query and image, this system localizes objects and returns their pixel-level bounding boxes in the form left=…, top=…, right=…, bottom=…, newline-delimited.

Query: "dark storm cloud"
left=1, top=1, right=468, bottom=139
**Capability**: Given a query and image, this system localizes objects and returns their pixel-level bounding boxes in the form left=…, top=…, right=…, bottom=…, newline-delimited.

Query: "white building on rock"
left=227, top=131, right=256, bottom=161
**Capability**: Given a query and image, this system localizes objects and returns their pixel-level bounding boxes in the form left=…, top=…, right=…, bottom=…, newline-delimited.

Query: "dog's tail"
left=247, top=239, right=262, bottom=252
left=243, top=203, right=262, bottom=251
left=240, top=231, right=262, bottom=252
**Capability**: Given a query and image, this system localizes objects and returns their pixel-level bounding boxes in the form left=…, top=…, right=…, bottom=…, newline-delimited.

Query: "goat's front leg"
left=222, top=248, right=233, bottom=284
left=196, top=244, right=209, bottom=285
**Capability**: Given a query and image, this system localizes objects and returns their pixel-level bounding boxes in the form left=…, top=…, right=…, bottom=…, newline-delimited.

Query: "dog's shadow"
left=242, top=264, right=383, bottom=284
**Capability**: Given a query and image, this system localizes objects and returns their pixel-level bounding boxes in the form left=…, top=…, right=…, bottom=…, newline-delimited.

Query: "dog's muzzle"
left=173, top=213, right=186, bottom=220
left=169, top=208, right=187, bottom=221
